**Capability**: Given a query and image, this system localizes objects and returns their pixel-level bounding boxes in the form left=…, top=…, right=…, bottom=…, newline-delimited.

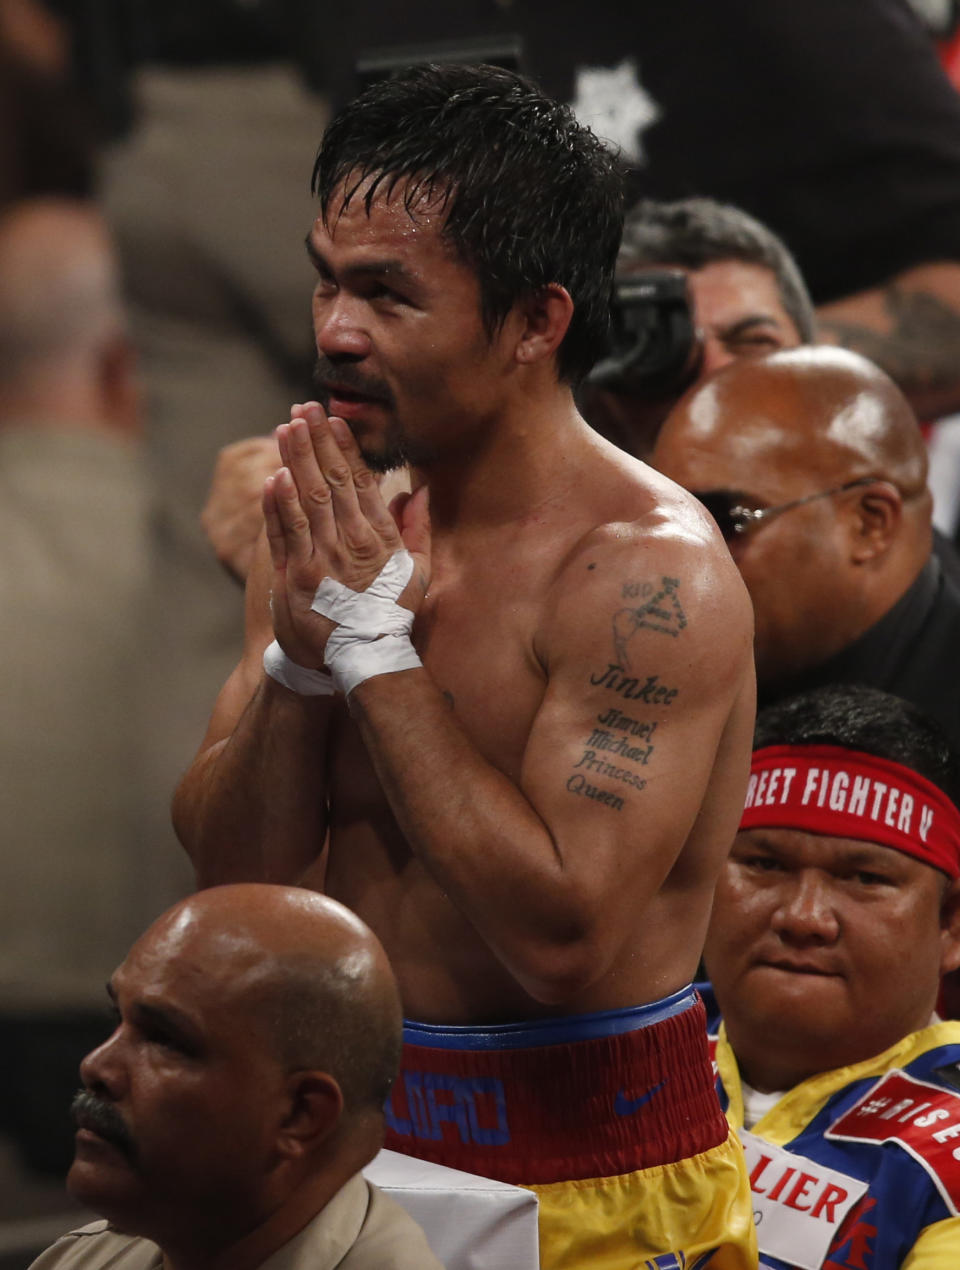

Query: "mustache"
left=71, top=1089, right=137, bottom=1161
left=313, top=357, right=394, bottom=407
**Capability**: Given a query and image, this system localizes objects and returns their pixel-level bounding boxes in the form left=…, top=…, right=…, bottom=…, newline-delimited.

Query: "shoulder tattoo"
left=613, top=576, right=687, bottom=671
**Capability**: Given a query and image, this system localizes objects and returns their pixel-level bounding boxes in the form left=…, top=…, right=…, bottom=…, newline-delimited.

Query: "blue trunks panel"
left=401, top=983, right=699, bottom=1050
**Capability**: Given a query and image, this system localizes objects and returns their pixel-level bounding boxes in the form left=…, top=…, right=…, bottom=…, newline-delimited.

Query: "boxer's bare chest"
left=321, top=529, right=570, bottom=1019
left=331, top=537, right=553, bottom=825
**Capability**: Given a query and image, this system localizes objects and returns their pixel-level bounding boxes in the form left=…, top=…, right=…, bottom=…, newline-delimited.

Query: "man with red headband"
left=703, top=683, right=960, bottom=1270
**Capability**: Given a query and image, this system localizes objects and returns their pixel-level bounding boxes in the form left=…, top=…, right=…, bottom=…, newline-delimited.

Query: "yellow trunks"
left=528, top=1128, right=757, bottom=1270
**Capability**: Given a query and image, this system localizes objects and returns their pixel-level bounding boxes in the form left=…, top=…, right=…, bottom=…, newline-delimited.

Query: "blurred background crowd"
left=6, top=0, right=960, bottom=1262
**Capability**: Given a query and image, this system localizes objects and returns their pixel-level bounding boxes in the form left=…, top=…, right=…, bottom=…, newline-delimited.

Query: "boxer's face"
left=705, top=828, right=960, bottom=1079
left=308, top=178, right=522, bottom=473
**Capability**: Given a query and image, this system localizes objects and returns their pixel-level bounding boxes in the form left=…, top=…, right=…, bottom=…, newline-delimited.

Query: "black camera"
left=588, top=269, right=702, bottom=399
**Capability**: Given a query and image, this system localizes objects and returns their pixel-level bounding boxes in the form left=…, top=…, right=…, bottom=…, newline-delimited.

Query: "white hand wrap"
left=311, top=549, right=423, bottom=697
left=262, top=640, right=335, bottom=696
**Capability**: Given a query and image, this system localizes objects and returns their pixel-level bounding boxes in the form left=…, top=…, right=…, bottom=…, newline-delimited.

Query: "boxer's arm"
left=172, top=531, right=334, bottom=888
left=175, top=403, right=422, bottom=890
left=351, top=525, right=754, bottom=1005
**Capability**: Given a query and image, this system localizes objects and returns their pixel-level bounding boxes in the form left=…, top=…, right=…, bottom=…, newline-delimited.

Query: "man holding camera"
left=582, top=196, right=814, bottom=459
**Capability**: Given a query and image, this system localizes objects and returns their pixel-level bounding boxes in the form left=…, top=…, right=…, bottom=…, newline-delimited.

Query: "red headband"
left=741, top=745, right=960, bottom=879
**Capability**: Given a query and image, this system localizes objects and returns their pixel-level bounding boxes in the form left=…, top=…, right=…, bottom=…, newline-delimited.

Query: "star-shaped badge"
left=570, top=57, right=661, bottom=165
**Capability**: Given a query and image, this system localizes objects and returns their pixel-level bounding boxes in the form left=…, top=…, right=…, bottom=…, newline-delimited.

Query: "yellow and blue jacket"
left=703, top=987, right=960, bottom=1270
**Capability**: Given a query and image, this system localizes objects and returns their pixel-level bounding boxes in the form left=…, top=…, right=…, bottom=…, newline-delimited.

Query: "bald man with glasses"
left=652, top=346, right=960, bottom=751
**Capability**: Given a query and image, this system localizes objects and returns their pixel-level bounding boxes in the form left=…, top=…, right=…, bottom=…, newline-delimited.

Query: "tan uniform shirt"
left=28, top=1174, right=444, bottom=1269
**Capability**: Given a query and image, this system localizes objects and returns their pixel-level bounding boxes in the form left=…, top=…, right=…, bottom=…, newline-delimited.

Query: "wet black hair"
left=312, top=62, right=626, bottom=385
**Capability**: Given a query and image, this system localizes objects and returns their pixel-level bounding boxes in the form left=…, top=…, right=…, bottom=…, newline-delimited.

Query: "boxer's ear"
left=513, top=284, right=574, bottom=368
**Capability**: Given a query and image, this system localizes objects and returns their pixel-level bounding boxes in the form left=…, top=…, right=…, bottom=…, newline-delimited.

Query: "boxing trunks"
left=385, top=985, right=757, bottom=1269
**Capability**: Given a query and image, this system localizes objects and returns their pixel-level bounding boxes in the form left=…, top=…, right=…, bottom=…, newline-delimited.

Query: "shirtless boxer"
left=174, top=64, right=757, bottom=1270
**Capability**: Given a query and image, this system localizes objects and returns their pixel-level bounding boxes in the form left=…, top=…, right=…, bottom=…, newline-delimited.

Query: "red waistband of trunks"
left=742, top=745, right=960, bottom=878
left=383, top=985, right=728, bottom=1186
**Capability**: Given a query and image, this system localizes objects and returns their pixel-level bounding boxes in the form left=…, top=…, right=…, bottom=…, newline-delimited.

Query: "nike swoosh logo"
left=614, top=1080, right=667, bottom=1117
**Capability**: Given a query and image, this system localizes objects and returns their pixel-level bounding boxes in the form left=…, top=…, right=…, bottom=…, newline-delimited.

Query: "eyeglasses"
left=694, top=477, right=876, bottom=541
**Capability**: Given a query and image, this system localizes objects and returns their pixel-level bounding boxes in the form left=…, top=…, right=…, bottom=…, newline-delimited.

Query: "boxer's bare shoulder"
left=530, top=460, right=753, bottom=824
left=527, top=447, right=753, bottom=699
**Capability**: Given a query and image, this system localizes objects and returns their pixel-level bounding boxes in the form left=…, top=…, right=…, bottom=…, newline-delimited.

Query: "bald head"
left=656, top=347, right=928, bottom=498
left=0, top=198, right=126, bottom=389
left=71, top=885, right=406, bottom=1249
left=652, top=348, right=934, bottom=686
left=136, top=885, right=402, bottom=1117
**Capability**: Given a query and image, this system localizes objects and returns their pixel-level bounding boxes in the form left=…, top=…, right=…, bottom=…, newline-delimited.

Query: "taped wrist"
left=262, top=640, right=335, bottom=696
left=312, top=549, right=423, bottom=697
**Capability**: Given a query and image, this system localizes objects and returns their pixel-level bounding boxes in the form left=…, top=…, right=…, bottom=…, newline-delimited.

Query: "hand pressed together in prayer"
left=262, top=401, right=430, bottom=672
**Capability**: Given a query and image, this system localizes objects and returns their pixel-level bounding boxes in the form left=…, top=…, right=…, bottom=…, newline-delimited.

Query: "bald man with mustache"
left=652, top=346, right=960, bottom=751
left=31, top=885, right=443, bottom=1270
